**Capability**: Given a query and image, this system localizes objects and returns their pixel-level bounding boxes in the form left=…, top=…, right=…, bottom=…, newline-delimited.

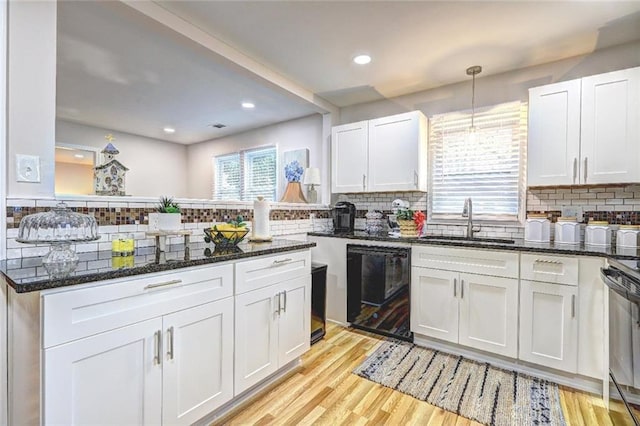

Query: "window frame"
left=427, top=101, right=528, bottom=226
left=212, top=145, right=278, bottom=202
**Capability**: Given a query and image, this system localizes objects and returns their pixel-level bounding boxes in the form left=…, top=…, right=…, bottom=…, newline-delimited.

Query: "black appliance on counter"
left=601, top=259, right=640, bottom=425
left=347, top=244, right=412, bottom=342
left=332, top=201, right=356, bottom=233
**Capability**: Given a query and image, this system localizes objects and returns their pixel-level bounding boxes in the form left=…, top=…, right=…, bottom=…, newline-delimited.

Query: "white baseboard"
left=413, top=334, right=604, bottom=396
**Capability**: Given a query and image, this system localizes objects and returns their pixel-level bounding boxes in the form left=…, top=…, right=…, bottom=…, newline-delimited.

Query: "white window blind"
left=429, top=101, right=527, bottom=222
left=213, top=146, right=277, bottom=201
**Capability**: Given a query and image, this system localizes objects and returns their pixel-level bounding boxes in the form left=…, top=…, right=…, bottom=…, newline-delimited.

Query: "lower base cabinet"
left=234, top=275, right=311, bottom=394
left=519, top=280, right=578, bottom=373
left=43, top=298, right=234, bottom=425
left=411, top=267, right=518, bottom=358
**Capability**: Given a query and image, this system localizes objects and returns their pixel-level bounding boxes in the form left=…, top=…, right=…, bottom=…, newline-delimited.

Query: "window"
left=429, top=101, right=527, bottom=222
left=213, top=146, right=277, bottom=201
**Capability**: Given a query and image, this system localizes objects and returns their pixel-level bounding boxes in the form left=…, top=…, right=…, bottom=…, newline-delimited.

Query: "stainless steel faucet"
left=462, top=198, right=474, bottom=238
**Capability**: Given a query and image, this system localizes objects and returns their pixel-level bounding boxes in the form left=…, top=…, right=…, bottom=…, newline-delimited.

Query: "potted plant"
left=396, top=208, right=425, bottom=237
left=156, top=196, right=182, bottom=231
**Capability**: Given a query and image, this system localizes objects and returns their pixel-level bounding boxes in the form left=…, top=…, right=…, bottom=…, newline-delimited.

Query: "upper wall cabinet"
left=528, top=66, right=640, bottom=186
left=331, top=111, right=428, bottom=193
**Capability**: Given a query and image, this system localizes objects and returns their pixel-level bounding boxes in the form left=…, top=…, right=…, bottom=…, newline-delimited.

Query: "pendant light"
left=466, top=65, right=482, bottom=143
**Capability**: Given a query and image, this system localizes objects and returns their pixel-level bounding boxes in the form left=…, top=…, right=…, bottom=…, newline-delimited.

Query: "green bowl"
left=204, top=227, right=249, bottom=247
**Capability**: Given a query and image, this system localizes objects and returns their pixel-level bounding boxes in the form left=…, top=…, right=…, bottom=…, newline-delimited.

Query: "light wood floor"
left=217, top=323, right=637, bottom=425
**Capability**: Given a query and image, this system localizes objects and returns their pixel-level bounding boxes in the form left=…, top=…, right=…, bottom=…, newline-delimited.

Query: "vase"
left=280, top=182, right=307, bottom=203
left=398, top=219, right=418, bottom=237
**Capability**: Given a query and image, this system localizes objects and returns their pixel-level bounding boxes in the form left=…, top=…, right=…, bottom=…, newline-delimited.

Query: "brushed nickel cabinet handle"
left=573, top=158, right=577, bottom=184
left=583, top=157, right=588, bottom=183
left=274, top=292, right=281, bottom=315
left=534, top=259, right=563, bottom=265
left=453, top=278, right=457, bottom=298
left=153, top=330, right=161, bottom=365
left=272, top=258, right=292, bottom=266
left=414, top=170, right=418, bottom=187
left=363, top=174, right=366, bottom=191
left=167, top=326, right=174, bottom=360
left=461, top=279, right=464, bottom=299
left=144, top=279, right=182, bottom=290
left=571, top=295, right=576, bottom=318
left=283, top=290, right=287, bottom=312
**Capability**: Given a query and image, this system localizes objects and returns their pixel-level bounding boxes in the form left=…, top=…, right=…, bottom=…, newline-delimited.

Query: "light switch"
left=16, top=154, right=41, bottom=183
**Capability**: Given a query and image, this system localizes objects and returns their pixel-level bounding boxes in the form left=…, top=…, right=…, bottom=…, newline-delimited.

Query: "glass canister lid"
left=16, top=202, right=99, bottom=243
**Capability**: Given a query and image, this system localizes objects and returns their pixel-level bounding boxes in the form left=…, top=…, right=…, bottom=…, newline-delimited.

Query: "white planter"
left=157, top=213, right=181, bottom=231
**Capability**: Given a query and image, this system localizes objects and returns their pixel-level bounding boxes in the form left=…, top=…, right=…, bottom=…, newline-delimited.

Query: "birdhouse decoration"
left=94, top=134, right=129, bottom=196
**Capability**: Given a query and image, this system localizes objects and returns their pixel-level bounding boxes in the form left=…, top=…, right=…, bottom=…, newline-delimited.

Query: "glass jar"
left=112, top=233, right=135, bottom=256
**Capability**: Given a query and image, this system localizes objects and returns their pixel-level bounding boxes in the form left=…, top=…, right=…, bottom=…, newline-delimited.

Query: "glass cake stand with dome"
left=16, top=202, right=99, bottom=277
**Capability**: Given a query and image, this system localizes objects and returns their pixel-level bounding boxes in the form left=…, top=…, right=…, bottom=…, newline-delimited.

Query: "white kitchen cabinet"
left=234, top=275, right=311, bottom=395
left=458, top=273, right=518, bottom=358
left=42, top=264, right=235, bottom=426
left=44, top=318, right=163, bottom=425
left=331, top=120, right=369, bottom=193
left=411, top=267, right=458, bottom=343
left=581, top=67, right=640, bottom=184
left=528, top=66, right=640, bottom=186
left=528, top=79, right=582, bottom=186
left=519, top=279, right=578, bottom=373
left=411, top=266, right=518, bottom=358
left=162, top=298, right=234, bottom=425
left=331, top=111, right=428, bottom=193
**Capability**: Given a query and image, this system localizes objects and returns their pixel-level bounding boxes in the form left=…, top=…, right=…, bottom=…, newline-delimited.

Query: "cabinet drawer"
left=520, top=253, right=578, bottom=286
left=235, top=250, right=311, bottom=294
left=411, top=245, right=518, bottom=278
left=42, top=263, right=233, bottom=348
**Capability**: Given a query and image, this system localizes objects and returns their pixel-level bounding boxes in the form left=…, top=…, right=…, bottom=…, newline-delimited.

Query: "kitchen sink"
left=420, top=235, right=515, bottom=244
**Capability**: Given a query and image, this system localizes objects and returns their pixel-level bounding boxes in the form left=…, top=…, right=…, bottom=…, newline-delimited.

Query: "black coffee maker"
left=332, top=201, right=356, bottom=233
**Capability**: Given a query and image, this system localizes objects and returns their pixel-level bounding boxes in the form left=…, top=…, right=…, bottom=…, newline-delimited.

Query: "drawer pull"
left=153, top=330, right=161, bottom=365
left=144, top=279, right=182, bottom=290
left=272, top=258, right=293, bottom=266
left=283, top=290, right=287, bottom=312
left=274, top=292, right=281, bottom=315
left=167, top=326, right=174, bottom=360
left=571, top=295, right=576, bottom=318
left=453, top=278, right=457, bottom=297
left=461, top=279, right=464, bottom=299
left=534, top=259, right=563, bottom=265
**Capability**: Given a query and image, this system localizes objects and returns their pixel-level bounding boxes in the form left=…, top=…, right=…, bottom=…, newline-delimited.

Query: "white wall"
left=56, top=120, right=189, bottom=198
left=7, top=0, right=56, bottom=198
left=186, top=114, right=324, bottom=200
left=340, top=40, right=640, bottom=123
left=1, top=0, right=9, bottom=423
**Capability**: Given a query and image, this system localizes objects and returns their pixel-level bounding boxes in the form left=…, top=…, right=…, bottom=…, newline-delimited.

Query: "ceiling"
left=57, top=1, right=640, bottom=145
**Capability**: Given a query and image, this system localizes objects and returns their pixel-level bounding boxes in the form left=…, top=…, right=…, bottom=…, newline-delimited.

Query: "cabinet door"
left=43, top=318, right=162, bottom=425
left=458, top=273, right=518, bottom=358
left=519, top=280, right=578, bottom=373
left=234, top=285, right=279, bottom=394
left=331, top=121, right=368, bottom=193
left=527, top=80, right=581, bottom=186
left=278, top=276, right=311, bottom=366
left=162, top=298, right=234, bottom=425
left=411, top=267, right=458, bottom=343
left=581, top=67, right=640, bottom=184
left=632, top=303, right=640, bottom=390
left=368, top=111, right=427, bottom=192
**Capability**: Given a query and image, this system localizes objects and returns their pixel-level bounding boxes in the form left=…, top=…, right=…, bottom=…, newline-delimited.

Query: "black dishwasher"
left=347, top=244, right=412, bottom=341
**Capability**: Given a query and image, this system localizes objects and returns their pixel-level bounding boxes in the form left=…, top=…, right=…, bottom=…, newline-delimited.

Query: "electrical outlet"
left=561, top=206, right=583, bottom=222
left=16, top=154, right=41, bottom=183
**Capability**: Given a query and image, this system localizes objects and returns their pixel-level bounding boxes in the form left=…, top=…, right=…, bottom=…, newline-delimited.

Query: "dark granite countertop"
left=307, top=231, right=640, bottom=263
left=1, top=239, right=315, bottom=294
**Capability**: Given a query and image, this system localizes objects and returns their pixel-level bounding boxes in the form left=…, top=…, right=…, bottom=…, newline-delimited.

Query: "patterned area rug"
left=354, top=340, right=566, bottom=426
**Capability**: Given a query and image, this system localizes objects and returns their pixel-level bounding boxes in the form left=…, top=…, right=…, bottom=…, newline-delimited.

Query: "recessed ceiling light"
left=242, top=102, right=255, bottom=109
left=353, top=54, right=372, bottom=65
left=73, top=154, right=84, bottom=159
left=163, top=127, right=176, bottom=134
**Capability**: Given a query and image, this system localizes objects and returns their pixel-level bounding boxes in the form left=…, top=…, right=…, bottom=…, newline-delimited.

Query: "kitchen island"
left=1, top=239, right=314, bottom=426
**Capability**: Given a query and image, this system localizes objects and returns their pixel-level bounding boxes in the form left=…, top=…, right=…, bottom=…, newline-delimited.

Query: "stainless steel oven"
left=601, top=259, right=640, bottom=425
left=346, top=244, right=412, bottom=341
